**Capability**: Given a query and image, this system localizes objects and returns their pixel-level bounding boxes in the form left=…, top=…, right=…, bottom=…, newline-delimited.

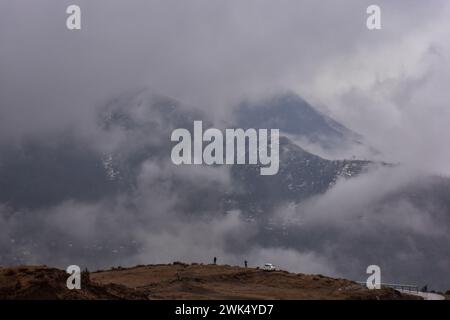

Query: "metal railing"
left=357, top=281, right=419, bottom=293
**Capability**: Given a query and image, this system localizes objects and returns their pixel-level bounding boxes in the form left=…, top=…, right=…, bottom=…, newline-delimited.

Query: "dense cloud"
left=1, top=160, right=449, bottom=289
left=272, top=166, right=450, bottom=287
left=1, top=0, right=449, bottom=160
left=1, top=1, right=450, bottom=291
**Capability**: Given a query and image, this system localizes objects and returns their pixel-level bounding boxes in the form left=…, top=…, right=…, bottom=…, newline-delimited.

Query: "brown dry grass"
left=0, top=265, right=146, bottom=300
left=91, top=263, right=418, bottom=300
left=0, top=263, right=421, bottom=300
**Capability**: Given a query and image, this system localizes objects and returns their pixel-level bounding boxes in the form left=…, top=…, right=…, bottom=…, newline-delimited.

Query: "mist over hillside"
left=1, top=90, right=449, bottom=291
left=1, top=0, right=450, bottom=295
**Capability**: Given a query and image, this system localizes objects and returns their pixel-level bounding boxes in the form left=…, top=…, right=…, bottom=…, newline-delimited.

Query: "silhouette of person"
left=245, top=260, right=248, bottom=268
left=214, top=257, right=217, bottom=265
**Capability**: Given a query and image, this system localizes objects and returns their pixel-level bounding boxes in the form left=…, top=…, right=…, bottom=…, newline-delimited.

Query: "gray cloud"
left=1, top=1, right=448, bottom=154
left=271, top=166, right=450, bottom=289
left=1, top=0, right=450, bottom=292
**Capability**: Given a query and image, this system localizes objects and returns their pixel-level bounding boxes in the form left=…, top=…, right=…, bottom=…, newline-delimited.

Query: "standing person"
left=244, top=260, right=248, bottom=268
left=213, top=257, right=217, bottom=265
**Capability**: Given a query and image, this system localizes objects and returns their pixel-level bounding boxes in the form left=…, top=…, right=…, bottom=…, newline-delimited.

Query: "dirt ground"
left=0, top=263, right=420, bottom=300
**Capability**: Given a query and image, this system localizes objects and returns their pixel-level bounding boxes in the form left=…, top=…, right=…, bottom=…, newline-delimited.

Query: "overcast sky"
left=1, top=0, right=450, bottom=173
left=1, top=1, right=450, bottom=290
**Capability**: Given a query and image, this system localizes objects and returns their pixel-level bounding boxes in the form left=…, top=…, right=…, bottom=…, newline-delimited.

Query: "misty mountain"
left=0, top=136, right=118, bottom=210
left=0, top=90, right=370, bottom=212
left=228, top=137, right=370, bottom=216
left=0, top=89, right=430, bottom=214
left=98, top=90, right=373, bottom=215
left=237, top=93, right=360, bottom=149
left=1, top=89, right=450, bottom=290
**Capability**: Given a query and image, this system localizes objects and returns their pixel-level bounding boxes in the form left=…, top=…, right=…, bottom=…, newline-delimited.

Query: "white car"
left=263, top=263, right=276, bottom=271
